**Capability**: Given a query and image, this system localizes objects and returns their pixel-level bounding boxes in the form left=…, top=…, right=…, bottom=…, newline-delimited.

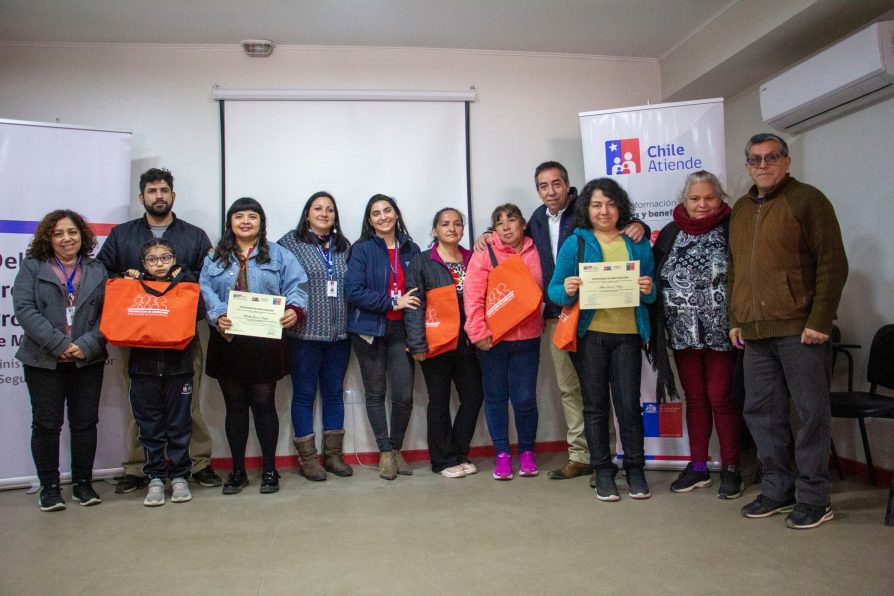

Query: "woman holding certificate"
left=345, top=194, right=421, bottom=481
left=464, top=204, right=543, bottom=481
left=200, top=197, right=307, bottom=495
left=548, top=178, right=656, bottom=502
left=650, top=171, right=743, bottom=499
left=277, top=192, right=354, bottom=480
left=405, top=208, right=483, bottom=479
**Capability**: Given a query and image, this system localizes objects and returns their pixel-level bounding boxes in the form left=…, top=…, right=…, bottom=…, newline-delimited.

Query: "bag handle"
left=138, top=276, right=180, bottom=297
left=487, top=243, right=498, bottom=268
left=576, top=236, right=584, bottom=276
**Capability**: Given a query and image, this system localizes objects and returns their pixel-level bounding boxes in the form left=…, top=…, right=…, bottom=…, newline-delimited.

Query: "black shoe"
left=785, top=503, right=834, bottom=529
left=114, top=474, right=146, bottom=494
left=626, top=466, right=651, bottom=499
left=39, top=484, right=66, bottom=512
left=72, top=480, right=102, bottom=506
left=740, top=494, right=796, bottom=518
left=191, top=466, right=223, bottom=487
left=260, top=470, right=281, bottom=494
left=594, top=465, right=620, bottom=502
left=589, top=471, right=597, bottom=489
left=670, top=463, right=712, bottom=493
left=718, top=469, right=743, bottom=500
left=222, top=470, right=249, bottom=495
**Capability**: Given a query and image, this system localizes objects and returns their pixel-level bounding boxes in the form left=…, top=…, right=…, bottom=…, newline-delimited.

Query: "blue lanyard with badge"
left=54, top=256, right=81, bottom=326
left=317, top=239, right=338, bottom=297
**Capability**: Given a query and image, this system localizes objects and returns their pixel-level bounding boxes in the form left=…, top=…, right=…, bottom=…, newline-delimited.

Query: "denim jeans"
left=419, top=336, right=484, bottom=472
left=129, top=373, right=193, bottom=480
left=476, top=337, right=540, bottom=454
left=288, top=338, right=351, bottom=437
left=743, top=336, right=832, bottom=506
left=24, top=362, right=104, bottom=486
left=350, top=320, right=415, bottom=452
left=572, top=331, right=645, bottom=470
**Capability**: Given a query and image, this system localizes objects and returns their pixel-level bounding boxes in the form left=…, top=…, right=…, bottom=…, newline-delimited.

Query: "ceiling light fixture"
left=241, top=40, right=275, bottom=57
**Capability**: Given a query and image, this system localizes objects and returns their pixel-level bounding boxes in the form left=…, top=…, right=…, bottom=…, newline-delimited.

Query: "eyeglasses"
left=746, top=153, right=785, bottom=167
left=143, top=253, right=174, bottom=265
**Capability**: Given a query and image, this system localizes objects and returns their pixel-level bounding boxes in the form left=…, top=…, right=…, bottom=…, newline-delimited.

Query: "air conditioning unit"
left=760, top=20, right=894, bottom=134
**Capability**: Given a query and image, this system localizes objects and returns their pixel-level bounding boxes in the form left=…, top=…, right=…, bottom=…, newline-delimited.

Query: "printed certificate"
left=578, top=261, right=640, bottom=309
left=227, top=290, right=286, bottom=339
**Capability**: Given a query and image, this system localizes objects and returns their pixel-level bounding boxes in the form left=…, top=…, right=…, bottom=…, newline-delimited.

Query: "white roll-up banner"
left=579, top=98, right=726, bottom=469
left=0, top=119, right=132, bottom=489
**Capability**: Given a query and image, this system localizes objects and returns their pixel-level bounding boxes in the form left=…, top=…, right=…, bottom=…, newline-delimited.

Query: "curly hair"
left=575, top=178, right=633, bottom=231
left=139, top=168, right=174, bottom=194
left=212, top=197, right=270, bottom=266
left=26, top=209, right=97, bottom=261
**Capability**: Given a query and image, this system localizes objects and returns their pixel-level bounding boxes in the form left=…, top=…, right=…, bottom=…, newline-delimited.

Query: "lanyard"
left=388, top=243, right=400, bottom=291
left=316, top=241, right=333, bottom=279
left=54, top=256, right=81, bottom=305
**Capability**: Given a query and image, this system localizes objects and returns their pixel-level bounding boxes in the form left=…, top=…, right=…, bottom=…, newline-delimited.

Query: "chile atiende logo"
left=605, top=138, right=641, bottom=175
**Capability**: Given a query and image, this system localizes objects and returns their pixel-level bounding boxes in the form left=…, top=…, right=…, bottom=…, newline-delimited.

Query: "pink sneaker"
left=519, top=451, right=538, bottom=476
left=492, top=452, right=513, bottom=480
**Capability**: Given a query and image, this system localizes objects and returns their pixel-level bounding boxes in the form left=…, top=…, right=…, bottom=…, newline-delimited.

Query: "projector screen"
left=221, top=100, right=471, bottom=246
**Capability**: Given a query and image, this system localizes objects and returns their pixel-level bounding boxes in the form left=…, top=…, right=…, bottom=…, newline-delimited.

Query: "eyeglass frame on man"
left=746, top=153, right=785, bottom=167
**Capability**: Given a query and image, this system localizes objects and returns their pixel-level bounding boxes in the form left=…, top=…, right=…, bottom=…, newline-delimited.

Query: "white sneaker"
left=460, top=462, right=478, bottom=475
left=171, top=477, right=192, bottom=503
left=143, top=478, right=165, bottom=507
left=439, top=465, right=466, bottom=478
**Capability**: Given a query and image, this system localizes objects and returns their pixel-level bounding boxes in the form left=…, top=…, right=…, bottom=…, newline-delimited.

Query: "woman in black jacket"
left=405, top=208, right=483, bottom=478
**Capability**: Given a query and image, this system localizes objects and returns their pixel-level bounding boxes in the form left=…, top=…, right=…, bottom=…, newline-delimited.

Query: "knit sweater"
left=728, top=175, right=848, bottom=339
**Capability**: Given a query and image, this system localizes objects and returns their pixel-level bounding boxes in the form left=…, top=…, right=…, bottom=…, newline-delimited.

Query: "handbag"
left=484, top=244, right=543, bottom=345
left=551, top=236, right=586, bottom=352
left=100, top=277, right=200, bottom=350
left=424, top=285, right=460, bottom=358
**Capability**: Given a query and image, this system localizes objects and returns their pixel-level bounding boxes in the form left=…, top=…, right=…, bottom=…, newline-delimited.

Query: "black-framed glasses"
left=746, top=153, right=784, bottom=167
left=143, top=253, right=174, bottom=266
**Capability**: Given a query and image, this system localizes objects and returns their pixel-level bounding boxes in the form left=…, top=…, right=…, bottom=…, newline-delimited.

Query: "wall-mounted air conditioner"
left=760, top=20, right=894, bottom=134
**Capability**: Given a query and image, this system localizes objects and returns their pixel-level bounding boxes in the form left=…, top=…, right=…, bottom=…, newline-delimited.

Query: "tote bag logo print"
left=425, top=307, right=441, bottom=328
left=127, top=294, right=170, bottom=317
left=485, top=283, right=515, bottom=317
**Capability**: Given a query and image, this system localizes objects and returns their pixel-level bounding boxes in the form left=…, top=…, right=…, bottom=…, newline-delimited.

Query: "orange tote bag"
left=551, top=237, right=585, bottom=352
left=484, top=245, right=543, bottom=345
left=424, top=285, right=460, bottom=358
left=100, top=277, right=200, bottom=350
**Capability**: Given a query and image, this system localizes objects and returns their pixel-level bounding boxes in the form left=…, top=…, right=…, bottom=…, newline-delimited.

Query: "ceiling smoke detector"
left=241, top=40, right=275, bottom=57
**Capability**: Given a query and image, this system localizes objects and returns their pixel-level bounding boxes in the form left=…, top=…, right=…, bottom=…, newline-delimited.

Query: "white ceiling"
left=0, top=0, right=732, bottom=59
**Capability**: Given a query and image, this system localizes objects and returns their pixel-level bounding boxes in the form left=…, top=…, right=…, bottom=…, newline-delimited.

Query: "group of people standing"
left=13, top=132, right=848, bottom=530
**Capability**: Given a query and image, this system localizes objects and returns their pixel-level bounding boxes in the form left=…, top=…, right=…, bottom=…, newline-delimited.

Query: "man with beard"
left=97, top=168, right=221, bottom=492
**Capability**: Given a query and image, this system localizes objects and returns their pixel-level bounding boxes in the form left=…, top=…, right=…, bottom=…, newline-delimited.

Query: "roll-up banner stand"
left=579, top=99, right=726, bottom=470
left=0, top=119, right=132, bottom=489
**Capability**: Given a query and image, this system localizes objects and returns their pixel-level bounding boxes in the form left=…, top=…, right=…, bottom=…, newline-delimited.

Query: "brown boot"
left=393, top=451, right=413, bottom=475
left=293, top=434, right=327, bottom=481
left=322, top=430, right=353, bottom=477
left=379, top=451, right=397, bottom=480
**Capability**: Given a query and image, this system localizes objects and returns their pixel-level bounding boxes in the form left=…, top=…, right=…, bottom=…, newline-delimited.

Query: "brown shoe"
left=293, top=434, right=327, bottom=481
left=379, top=451, right=397, bottom=480
left=547, top=460, right=593, bottom=480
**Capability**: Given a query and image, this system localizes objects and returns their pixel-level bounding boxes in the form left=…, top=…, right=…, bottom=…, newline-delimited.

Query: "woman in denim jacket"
left=13, top=210, right=107, bottom=512
left=200, top=197, right=307, bottom=495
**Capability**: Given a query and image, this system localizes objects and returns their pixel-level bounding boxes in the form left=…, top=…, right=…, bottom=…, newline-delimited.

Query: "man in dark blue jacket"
left=97, top=168, right=221, bottom=492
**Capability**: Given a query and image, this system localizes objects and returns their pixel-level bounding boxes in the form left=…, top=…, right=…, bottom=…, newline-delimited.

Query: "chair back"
left=867, top=324, right=894, bottom=390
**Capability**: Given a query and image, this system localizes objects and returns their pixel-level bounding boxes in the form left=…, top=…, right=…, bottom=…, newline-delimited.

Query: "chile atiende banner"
left=579, top=98, right=726, bottom=469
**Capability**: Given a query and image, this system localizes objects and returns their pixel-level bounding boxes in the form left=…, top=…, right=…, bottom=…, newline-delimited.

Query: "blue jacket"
left=345, top=233, right=421, bottom=336
left=527, top=189, right=581, bottom=320
left=199, top=242, right=308, bottom=330
left=547, top=227, right=656, bottom=341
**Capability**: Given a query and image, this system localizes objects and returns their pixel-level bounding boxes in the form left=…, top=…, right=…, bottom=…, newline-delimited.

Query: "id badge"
left=65, top=306, right=76, bottom=326
left=327, top=280, right=338, bottom=297
left=390, top=289, right=402, bottom=299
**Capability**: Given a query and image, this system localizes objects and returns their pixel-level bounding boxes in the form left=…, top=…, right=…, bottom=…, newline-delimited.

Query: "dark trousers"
left=288, top=338, right=351, bottom=437
left=129, top=373, right=193, bottom=480
left=743, top=336, right=832, bottom=506
left=476, top=337, right=540, bottom=454
left=420, top=337, right=484, bottom=472
left=573, top=331, right=645, bottom=470
left=350, top=320, right=415, bottom=452
left=24, top=362, right=104, bottom=486
left=218, top=379, right=279, bottom=473
left=673, top=348, right=742, bottom=467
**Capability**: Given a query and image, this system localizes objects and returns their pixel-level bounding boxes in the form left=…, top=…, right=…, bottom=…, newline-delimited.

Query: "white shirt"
left=547, top=207, right=567, bottom=263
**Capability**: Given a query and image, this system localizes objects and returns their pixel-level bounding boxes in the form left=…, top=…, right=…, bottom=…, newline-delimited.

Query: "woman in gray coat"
left=13, top=210, right=107, bottom=512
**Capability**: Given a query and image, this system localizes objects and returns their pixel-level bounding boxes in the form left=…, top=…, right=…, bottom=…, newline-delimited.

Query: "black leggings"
left=218, top=379, right=279, bottom=473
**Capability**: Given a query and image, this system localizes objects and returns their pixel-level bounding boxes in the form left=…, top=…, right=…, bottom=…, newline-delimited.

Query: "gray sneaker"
left=143, top=478, right=165, bottom=507
left=171, top=477, right=192, bottom=503
left=595, top=465, right=620, bottom=502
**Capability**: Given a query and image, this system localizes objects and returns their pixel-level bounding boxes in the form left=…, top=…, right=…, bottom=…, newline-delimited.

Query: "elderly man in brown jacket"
left=728, top=133, right=847, bottom=530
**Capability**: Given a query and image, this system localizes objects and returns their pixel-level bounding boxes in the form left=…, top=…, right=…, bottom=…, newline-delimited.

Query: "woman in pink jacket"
left=464, top=204, right=544, bottom=480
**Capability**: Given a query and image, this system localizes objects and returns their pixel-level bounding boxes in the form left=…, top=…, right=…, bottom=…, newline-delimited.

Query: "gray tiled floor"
left=1, top=453, right=892, bottom=595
